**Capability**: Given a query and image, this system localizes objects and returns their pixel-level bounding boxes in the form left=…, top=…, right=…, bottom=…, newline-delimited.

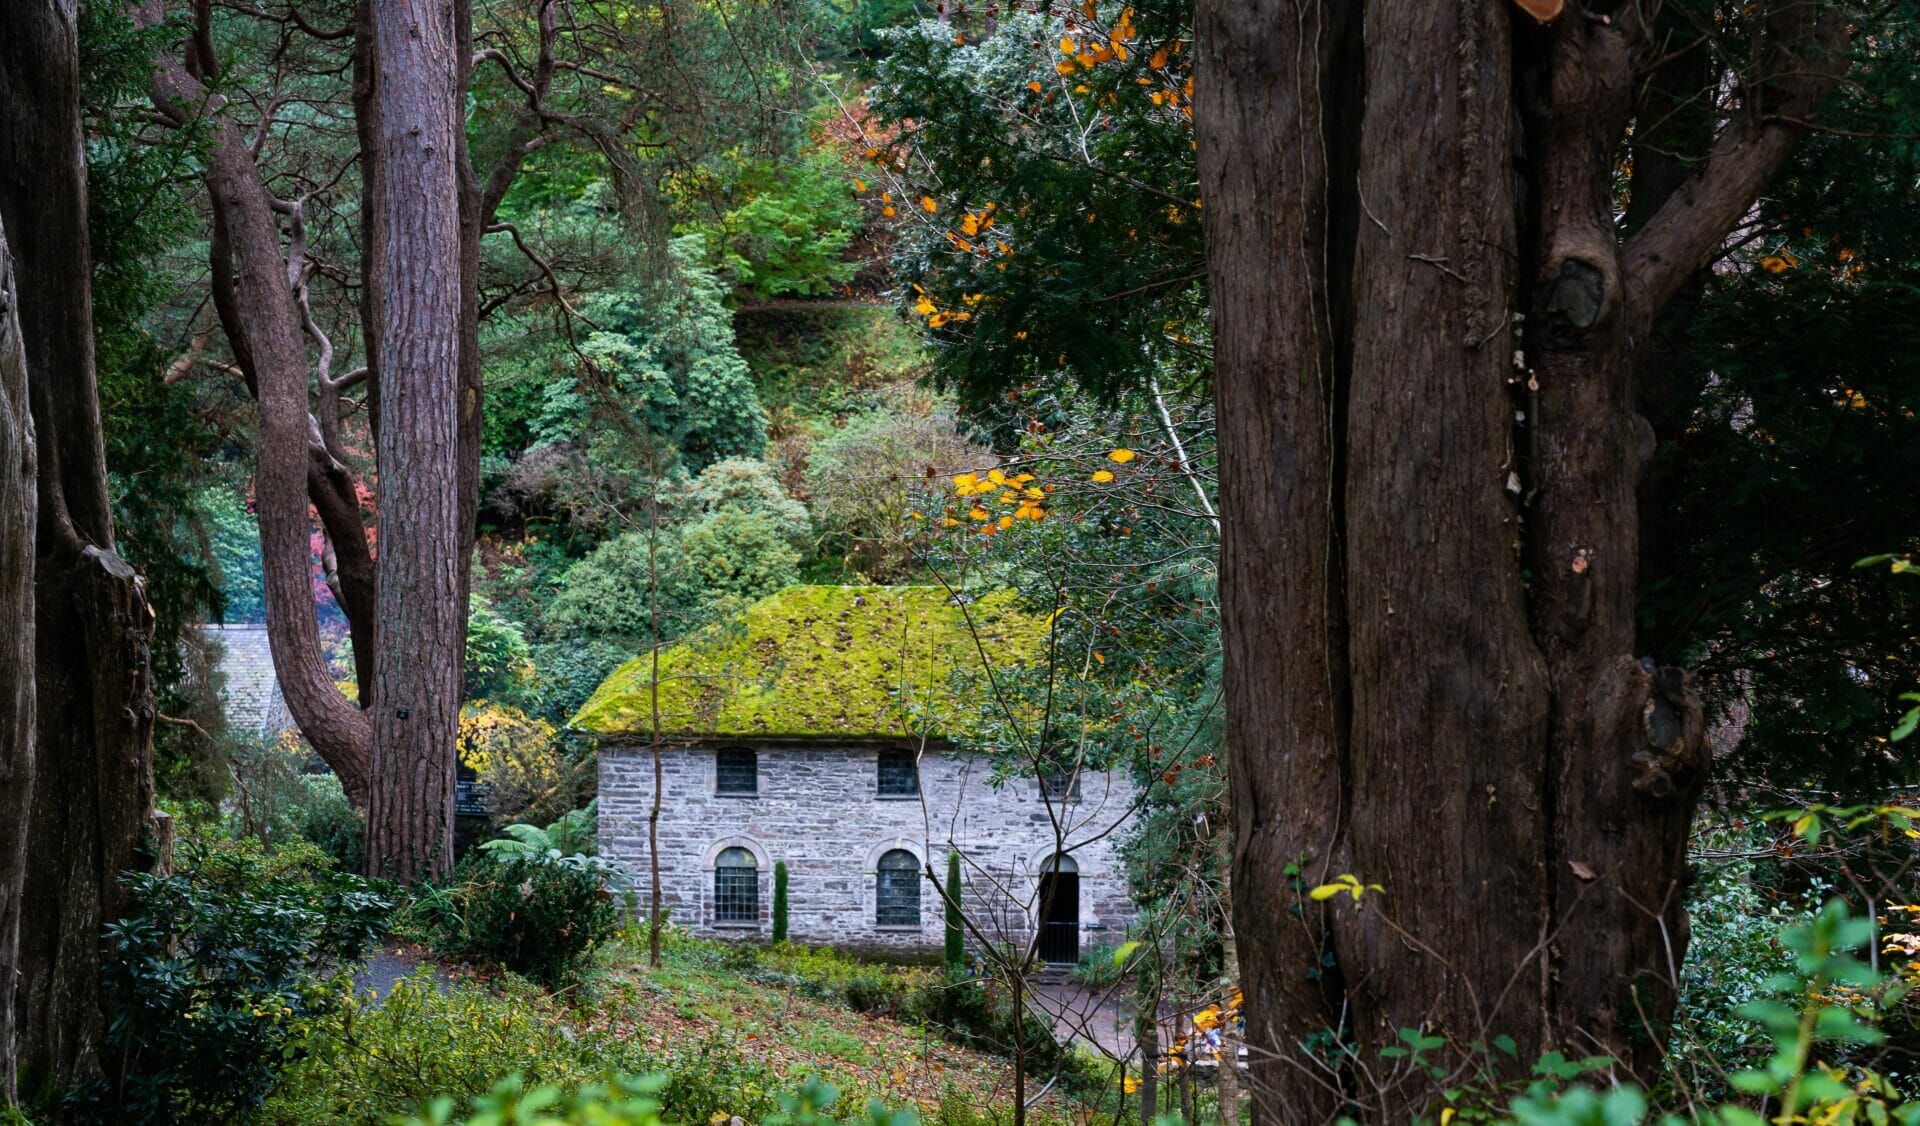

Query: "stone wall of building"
left=598, top=741, right=1138, bottom=958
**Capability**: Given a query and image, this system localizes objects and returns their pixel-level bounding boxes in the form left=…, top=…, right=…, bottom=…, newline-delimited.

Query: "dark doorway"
left=1037, top=854, right=1080, bottom=964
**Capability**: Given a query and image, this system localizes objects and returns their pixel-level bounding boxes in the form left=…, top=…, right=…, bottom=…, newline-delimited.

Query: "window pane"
left=876, top=849, right=920, bottom=926
left=1041, top=770, right=1081, bottom=801
left=716, top=748, right=757, bottom=795
left=715, top=848, right=758, bottom=923
left=877, top=750, right=919, bottom=796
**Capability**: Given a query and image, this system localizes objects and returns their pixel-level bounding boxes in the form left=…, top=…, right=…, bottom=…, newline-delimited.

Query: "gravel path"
left=352, top=945, right=457, bottom=1002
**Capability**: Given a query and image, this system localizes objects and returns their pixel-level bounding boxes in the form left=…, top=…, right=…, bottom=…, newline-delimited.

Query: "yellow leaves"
left=1309, top=873, right=1384, bottom=902
left=1091, top=470, right=1114, bottom=483
left=1441, top=1110, right=1457, bottom=1126
left=1149, top=45, right=1169, bottom=69
left=881, top=205, right=896, bottom=218
left=914, top=296, right=937, bottom=316
left=920, top=196, right=938, bottom=213
left=1108, top=448, right=1136, bottom=463
left=1093, top=651, right=1105, bottom=664
left=1123, top=1077, right=1141, bottom=1095
left=1759, top=252, right=1799, bottom=273
left=1059, top=35, right=1076, bottom=55
left=852, top=179, right=867, bottom=193
left=1841, top=387, right=1869, bottom=409
left=1027, top=80, right=1043, bottom=93
left=967, top=507, right=989, bottom=521
left=1055, top=60, right=1077, bottom=75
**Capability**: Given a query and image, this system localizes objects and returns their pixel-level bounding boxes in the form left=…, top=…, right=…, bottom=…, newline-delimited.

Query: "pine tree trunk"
left=0, top=214, right=37, bottom=1109
left=0, top=2, right=158, bottom=1096
left=364, top=0, right=467, bottom=883
left=145, top=18, right=376, bottom=801
left=1193, top=0, right=1848, bottom=1118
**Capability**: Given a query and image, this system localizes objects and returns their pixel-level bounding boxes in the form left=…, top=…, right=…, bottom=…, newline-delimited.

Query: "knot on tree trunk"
left=1627, top=657, right=1706, bottom=802
left=1541, top=257, right=1613, bottom=339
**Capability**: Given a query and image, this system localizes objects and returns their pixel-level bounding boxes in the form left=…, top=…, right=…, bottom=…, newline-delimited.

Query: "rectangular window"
left=716, top=748, right=757, bottom=796
left=1041, top=770, right=1081, bottom=802
left=877, top=749, right=920, bottom=798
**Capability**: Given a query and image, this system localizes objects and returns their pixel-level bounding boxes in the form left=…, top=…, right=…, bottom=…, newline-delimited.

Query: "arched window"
left=875, top=849, right=921, bottom=926
left=714, top=846, right=758, bottom=923
left=716, top=747, right=757, bottom=795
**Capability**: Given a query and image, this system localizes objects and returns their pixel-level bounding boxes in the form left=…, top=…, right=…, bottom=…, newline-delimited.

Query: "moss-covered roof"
left=571, top=585, right=1046, bottom=740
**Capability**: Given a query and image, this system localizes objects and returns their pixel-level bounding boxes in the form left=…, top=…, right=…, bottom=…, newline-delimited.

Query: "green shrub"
left=85, top=837, right=390, bottom=1121
left=227, top=732, right=365, bottom=870
left=675, top=508, right=802, bottom=604
left=413, top=850, right=622, bottom=987
left=466, top=593, right=534, bottom=702
left=268, top=976, right=785, bottom=1126
left=394, top=1074, right=908, bottom=1126
left=1067, top=943, right=1126, bottom=989
left=843, top=971, right=908, bottom=1016
left=266, top=973, right=638, bottom=1124
left=774, top=860, right=791, bottom=943
left=905, top=968, right=1066, bottom=1073
left=943, top=851, right=964, bottom=969
left=686, top=457, right=811, bottom=547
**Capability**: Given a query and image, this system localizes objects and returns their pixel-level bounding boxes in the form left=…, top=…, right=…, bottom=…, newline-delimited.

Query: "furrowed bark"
left=1194, top=0, right=1358, bottom=1116
left=1, top=0, right=158, bottom=1096
left=0, top=215, right=37, bottom=1109
left=365, top=0, right=467, bottom=882
left=1196, top=0, right=1852, bottom=1116
left=1342, top=0, right=1552, bottom=1066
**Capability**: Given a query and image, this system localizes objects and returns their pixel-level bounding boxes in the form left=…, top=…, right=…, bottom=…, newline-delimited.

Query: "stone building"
left=580, top=585, right=1139, bottom=961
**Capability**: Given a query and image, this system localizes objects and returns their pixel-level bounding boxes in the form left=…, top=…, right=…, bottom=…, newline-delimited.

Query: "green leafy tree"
left=675, top=509, right=802, bottom=609
left=465, top=595, right=534, bottom=702
left=679, top=151, right=863, bottom=300
left=685, top=457, right=811, bottom=547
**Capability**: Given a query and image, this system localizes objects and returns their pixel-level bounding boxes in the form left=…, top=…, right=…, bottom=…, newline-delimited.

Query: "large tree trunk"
left=0, top=214, right=37, bottom=1109
left=364, top=0, right=468, bottom=882
left=1194, top=1, right=1849, bottom=1119
left=0, top=0, right=158, bottom=1098
left=143, top=4, right=376, bottom=800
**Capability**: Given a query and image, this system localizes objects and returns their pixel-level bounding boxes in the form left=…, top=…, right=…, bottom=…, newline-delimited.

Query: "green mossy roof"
left=570, top=585, right=1045, bottom=740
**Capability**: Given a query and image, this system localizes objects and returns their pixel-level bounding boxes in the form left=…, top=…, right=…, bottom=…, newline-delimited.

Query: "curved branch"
left=1621, top=4, right=1852, bottom=321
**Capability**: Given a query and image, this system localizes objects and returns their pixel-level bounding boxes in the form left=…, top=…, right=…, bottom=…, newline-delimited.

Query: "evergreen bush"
left=88, top=837, right=390, bottom=1121
left=772, top=859, right=790, bottom=943
left=416, top=849, right=622, bottom=987
left=943, top=850, right=964, bottom=969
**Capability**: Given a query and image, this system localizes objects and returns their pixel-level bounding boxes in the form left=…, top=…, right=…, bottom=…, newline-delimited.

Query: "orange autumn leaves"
left=938, top=449, right=1138, bottom=538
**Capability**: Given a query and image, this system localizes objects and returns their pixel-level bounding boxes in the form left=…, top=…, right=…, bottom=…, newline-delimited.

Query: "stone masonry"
left=599, top=740, right=1138, bottom=958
